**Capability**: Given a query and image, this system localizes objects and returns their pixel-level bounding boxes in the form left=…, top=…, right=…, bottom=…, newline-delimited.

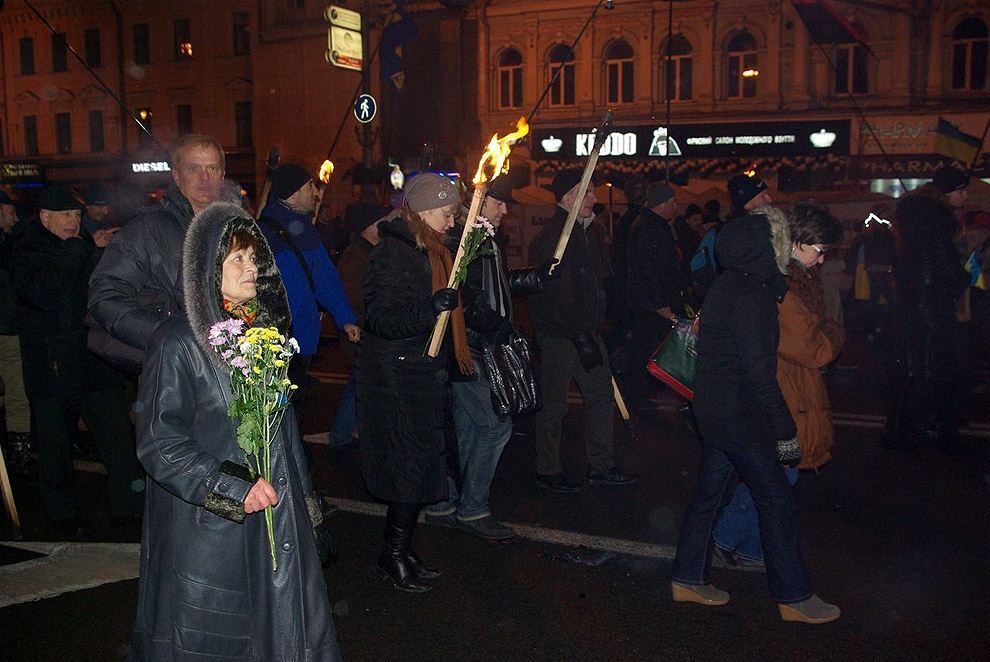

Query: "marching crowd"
left=0, top=129, right=985, bottom=658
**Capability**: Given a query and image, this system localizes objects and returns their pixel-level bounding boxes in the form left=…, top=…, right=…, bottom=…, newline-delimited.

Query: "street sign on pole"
left=354, top=94, right=377, bottom=123
left=325, top=5, right=362, bottom=71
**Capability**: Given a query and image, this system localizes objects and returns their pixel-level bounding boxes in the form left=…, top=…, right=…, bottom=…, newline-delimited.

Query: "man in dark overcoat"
left=9, top=186, right=141, bottom=533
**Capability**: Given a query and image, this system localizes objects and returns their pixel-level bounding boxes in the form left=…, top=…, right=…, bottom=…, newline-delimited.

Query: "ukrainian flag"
left=965, top=251, right=986, bottom=290
left=935, top=118, right=981, bottom=164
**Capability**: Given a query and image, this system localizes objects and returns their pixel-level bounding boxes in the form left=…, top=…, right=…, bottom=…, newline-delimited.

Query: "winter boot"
left=778, top=594, right=841, bottom=624
left=376, top=504, right=432, bottom=593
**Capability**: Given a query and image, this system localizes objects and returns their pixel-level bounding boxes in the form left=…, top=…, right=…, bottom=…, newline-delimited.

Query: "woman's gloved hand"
left=431, top=287, right=459, bottom=313
left=572, top=334, right=603, bottom=371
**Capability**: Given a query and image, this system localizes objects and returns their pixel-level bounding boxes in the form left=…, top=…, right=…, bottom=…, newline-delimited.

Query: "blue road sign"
left=354, top=94, right=377, bottom=123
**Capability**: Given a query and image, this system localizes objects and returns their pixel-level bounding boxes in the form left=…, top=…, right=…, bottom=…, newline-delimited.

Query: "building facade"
left=0, top=0, right=256, bottom=207
left=476, top=0, right=990, bottom=196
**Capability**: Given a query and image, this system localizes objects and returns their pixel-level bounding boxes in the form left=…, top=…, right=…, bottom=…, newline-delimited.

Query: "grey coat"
left=128, top=203, right=340, bottom=661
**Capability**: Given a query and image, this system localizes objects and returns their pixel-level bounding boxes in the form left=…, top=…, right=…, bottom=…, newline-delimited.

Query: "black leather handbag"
left=483, top=333, right=540, bottom=418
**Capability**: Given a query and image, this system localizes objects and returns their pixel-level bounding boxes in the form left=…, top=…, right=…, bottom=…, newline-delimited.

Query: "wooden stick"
left=425, top=183, right=488, bottom=357
left=548, top=153, right=602, bottom=275
left=611, top=375, right=631, bottom=422
left=0, top=442, right=21, bottom=536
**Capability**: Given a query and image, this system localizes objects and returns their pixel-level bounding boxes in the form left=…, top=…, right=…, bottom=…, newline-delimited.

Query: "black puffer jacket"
left=88, top=184, right=196, bottom=353
left=8, top=220, right=119, bottom=398
left=693, top=210, right=796, bottom=450
left=356, top=217, right=449, bottom=504
left=626, top=208, right=686, bottom=313
left=130, top=203, right=339, bottom=661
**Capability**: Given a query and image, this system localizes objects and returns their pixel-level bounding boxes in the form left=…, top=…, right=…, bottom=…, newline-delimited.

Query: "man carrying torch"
left=527, top=170, right=638, bottom=493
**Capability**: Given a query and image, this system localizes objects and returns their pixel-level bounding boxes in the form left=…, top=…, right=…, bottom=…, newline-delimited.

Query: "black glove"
left=431, top=287, right=458, bottom=314
left=537, top=258, right=561, bottom=283
left=572, top=334, right=603, bottom=371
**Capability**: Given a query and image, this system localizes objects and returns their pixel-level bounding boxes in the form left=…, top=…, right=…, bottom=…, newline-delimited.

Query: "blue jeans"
left=431, top=360, right=513, bottom=520
left=329, top=367, right=357, bottom=448
left=713, top=467, right=799, bottom=562
left=671, top=441, right=812, bottom=603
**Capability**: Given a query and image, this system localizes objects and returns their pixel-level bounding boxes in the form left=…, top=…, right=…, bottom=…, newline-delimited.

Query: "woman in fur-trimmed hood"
left=128, top=202, right=341, bottom=661
left=670, top=206, right=841, bottom=624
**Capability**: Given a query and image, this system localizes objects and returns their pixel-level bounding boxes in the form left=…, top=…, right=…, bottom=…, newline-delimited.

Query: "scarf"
left=224, top=297, right=258, bottom=326
left=421, top=227, right=474, bottom=376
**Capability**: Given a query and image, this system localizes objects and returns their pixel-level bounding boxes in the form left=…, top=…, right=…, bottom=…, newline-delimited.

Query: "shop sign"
left=1, top=161, right=44, bottom=186
left=534, top=120, right=850, bottom=160
left=857, top=114, right=989, bottom=156
left=131, top=161, right=171, bottom=173
left=850, top=154, right=989, bottom=178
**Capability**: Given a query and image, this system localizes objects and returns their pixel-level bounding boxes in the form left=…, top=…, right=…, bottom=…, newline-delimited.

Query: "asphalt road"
left=1, top=334, right=988, bottom=661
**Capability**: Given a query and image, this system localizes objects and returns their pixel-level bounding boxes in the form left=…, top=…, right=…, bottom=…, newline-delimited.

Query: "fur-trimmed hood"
left=182, top=202, right=291, bottom=372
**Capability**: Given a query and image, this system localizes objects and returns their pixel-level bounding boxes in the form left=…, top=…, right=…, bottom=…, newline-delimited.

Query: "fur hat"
left=403, top=173, right=458, bottom=213
left=486, top=176, right=514, bottom=204
left=645, top=182, right=675, bottom=208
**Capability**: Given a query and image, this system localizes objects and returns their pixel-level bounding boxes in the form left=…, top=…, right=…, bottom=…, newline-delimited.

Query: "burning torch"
left=425, top=117, right=529, bottom=358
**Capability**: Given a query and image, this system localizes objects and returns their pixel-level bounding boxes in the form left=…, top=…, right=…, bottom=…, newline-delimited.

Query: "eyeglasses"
left=806, top=244, right=827, bottom=256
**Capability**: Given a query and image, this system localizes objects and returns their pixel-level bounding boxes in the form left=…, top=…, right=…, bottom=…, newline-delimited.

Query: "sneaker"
left=454, top=515, right=516, bottom=541
left=587, top=467, right=638, bottom=486
left=423, top=503, right=456, bottom=517
left=536, top=473, right=583, bottom=493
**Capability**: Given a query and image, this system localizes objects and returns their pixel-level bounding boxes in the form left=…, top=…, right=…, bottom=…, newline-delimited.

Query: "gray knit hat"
left=403, top=173, right=459, bottom=213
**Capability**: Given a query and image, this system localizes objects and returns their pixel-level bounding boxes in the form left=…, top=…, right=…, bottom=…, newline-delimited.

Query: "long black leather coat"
left=693, top=212, right=796, bottom=451
left=356, top=217, right=449, bottom=504
left=129, top=203, right=340, bottom=661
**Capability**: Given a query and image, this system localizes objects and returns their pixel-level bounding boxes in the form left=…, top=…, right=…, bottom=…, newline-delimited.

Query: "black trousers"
left=33, top=387, right=142, bottom=521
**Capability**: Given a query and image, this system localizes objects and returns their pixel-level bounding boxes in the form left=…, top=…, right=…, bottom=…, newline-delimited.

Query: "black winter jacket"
left=8, top=220, right=119, bottom=398
left=356, top=217, right=449, bottom=504
left=88, top=184, right=194, bottom=353
left=626, top=208, right=686, bottom=313
left=527, top=206, right=608, bottom=339
left=693, top=212, right=796, bottom=451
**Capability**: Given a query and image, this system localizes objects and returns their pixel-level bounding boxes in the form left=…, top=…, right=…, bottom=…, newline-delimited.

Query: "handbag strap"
left=257, top=216, right=316, bottom=293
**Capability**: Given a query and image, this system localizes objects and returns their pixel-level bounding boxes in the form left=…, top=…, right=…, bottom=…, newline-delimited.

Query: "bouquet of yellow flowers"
left=208, top=319, right=299, bottom=571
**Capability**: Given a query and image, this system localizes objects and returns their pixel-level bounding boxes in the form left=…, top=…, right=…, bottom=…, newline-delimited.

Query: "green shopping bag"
left=647, top=316, right=699, bottom=401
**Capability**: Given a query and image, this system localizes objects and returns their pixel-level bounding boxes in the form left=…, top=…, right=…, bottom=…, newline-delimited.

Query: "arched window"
left=835, top=43, right=868, bottom=94
left=661, top=34, right=693, bottom=102
left=548, top=44, right=575, bottom=106
left=604, top=40, right=634, bottom=104
left=952, top=17, right=988, bottom=90
left=497, top=48, right=523, bottom=109
left=726, top=31, right=758, bottom=99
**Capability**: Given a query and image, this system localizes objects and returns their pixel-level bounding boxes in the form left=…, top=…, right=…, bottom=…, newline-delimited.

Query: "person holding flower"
left=128, top=202, right=340, bottom=660
left=356, top=172, right=465, bottom=593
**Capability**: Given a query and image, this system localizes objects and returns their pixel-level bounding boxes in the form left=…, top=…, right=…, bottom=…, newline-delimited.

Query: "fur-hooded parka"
left=182, top=202, right=291, bottom=367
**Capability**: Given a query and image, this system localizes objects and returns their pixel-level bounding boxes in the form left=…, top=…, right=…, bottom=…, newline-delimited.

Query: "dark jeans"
left=624, top=311, right=671, bottom=402
left=329, top=367, right=357, bottom=447
left=34, top=388, right=142, bottom=521
left=288, top=353, right=314, bottom=423
left=672, top=440, right=812, bottom=603
left=534, top=334, right=614, bottom=476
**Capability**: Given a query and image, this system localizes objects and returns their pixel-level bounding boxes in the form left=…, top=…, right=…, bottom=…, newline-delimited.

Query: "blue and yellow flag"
left=965, top=251, right=986, bottom=290
left=935, top=118, right=981, bottom=164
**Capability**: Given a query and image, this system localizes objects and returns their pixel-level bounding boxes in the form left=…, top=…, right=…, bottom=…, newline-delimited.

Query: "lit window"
left=727, top=31, right=758, bottom=99
left=175, top=18, right=192, bottom=60
left=605, top=40, right=634, bottom=104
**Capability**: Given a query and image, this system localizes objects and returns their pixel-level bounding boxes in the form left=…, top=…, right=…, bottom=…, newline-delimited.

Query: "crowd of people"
left=0, top=124, right=985, bottom=655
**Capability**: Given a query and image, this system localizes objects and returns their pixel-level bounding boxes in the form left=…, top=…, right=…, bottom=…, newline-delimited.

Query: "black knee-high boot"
left=377, top=503, right=432, bottom=592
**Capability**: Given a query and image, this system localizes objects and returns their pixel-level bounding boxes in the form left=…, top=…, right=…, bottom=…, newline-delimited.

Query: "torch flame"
left=473, top=117, right=529, bottom=186
left=319, top=160, right=335, bottom=184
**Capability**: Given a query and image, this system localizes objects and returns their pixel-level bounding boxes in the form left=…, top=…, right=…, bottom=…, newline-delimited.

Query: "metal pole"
left=664, top=0, right=673, bottom=181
